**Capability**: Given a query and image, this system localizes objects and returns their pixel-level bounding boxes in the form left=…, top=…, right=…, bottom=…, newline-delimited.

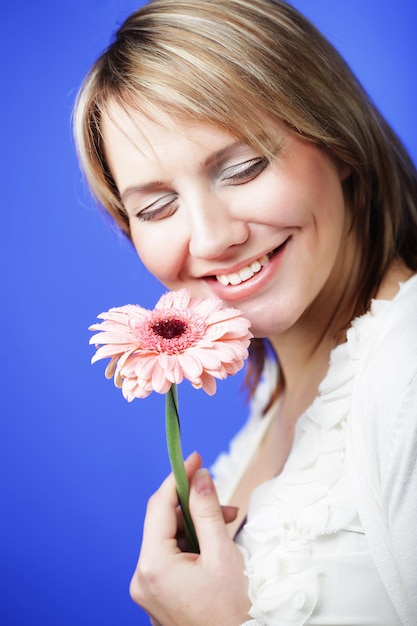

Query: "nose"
left=186, top=191, right=249, bottom=259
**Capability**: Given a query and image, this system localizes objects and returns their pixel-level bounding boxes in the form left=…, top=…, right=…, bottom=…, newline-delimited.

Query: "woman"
left=74, top=0, right=417, bottom=623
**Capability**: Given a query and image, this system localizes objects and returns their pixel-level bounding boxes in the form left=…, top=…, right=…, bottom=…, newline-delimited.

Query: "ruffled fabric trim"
left=347, top=277, right=417, bottom=362
left=212, top=292, right=399, bottom=626
left=237, top=343, right=358, bottom=625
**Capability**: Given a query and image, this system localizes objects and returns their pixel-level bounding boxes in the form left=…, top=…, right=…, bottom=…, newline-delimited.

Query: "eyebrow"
left=121, top=180, right=164, bottom=204
left=203, top=140, right=247, bottom=167
left=119, top=140, right=248, bottom=204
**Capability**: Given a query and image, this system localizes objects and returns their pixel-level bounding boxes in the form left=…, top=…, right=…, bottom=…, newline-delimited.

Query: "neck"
left=269, top=232, right=361, bottom=403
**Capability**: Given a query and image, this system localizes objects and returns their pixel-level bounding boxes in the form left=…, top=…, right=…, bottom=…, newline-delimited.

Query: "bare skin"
left=130, top=260, right=413, bottom=625
left=227, top=259, right=414, bottom=537
left=130, top=453, right=252, bottom=626
left=103, top=107, right=414, bottom=624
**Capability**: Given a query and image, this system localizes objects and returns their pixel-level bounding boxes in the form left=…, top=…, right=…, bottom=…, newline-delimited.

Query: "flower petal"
left=177, top=351, right=204, bottom=381
left=159, top=353, right=185, bottom=384
left=89, top=287, right=252, bottom=398
left=155, top=288, right=191, bottom=311
left=151, top=362, right=173, bottom=394
left=198, top=371, right=217, bottom=395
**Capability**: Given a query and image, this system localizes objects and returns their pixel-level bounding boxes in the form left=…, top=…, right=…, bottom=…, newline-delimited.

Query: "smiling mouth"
left=215, top=241, right=287, bottom=287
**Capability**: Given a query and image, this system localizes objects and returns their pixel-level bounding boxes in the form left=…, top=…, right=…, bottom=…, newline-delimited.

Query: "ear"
left=338, top=160, right=352, bottom=182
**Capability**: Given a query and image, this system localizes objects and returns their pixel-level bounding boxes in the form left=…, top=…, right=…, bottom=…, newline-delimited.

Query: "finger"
left=184, top=450, right=203, bottom=479
left=222, top=505, right=239, bottom=525
left=176, top=504, right=238, bottom=532
left=189, top=468, right=231, bottom=556
left=141, top=452, right=202, bottom=555
left=175, top=502, right=236, bottom=552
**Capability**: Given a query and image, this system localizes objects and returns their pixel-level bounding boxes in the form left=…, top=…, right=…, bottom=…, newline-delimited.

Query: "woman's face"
left=102, top=104, right=353, bottom=339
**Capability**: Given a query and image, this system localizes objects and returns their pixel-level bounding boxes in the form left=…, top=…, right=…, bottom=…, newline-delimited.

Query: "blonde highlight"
left=74, top=0, right=417, bottom=396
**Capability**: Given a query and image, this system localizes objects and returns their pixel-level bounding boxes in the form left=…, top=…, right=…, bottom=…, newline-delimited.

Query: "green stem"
left=165, top=384, right=200, bottom=553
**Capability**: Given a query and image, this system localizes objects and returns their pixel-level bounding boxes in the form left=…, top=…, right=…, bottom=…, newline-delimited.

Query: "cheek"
left=130, top=224, right=184, bottom=282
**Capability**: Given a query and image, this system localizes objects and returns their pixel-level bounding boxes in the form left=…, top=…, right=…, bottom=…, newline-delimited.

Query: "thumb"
left=189, top=468, right=230, bottom=554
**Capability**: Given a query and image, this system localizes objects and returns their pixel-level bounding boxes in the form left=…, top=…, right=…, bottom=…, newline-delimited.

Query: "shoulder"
left=350, top=274, right=417, bottom=399
left=346, top=277, right=417, bottom=621
left=372, top=273, right=417, bottom=353
left=348, top=275, right=417, bottom=466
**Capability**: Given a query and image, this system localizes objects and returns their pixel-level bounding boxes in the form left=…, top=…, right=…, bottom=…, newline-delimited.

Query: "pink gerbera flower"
left=89, top=288, right=252, bottom=553
left=89, top=288, right=252, bottom=401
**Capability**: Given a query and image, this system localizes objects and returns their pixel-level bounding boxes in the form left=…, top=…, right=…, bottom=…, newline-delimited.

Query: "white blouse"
left=211, top=293, right=412, bottom=624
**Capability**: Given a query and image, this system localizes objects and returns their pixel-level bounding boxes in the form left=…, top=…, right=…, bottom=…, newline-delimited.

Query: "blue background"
left=1, top=1, right=416, bottom=624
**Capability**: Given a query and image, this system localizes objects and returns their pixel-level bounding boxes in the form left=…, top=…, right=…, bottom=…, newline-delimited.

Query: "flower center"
left=151, top=318, right=187, bottom=339
left=139, top=310, right=206, bottom=354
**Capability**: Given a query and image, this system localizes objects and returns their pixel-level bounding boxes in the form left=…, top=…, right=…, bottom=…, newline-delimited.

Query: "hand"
left=130, top=452, right=251, bottom=626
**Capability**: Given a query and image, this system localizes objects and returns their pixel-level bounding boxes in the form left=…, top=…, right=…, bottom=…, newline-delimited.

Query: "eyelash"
left=135, top=156, right=269, bottom=222
left=220, top=156, right=269, bottom=184
left=136, top=195, right=178, bottom=223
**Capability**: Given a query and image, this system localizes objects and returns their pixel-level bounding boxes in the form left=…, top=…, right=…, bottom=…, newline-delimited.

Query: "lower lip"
left=205, top=239, right=290, bottom=302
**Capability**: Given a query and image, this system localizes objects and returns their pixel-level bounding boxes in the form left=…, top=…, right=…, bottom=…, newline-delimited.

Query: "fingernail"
left=194, top=468, right=213, bottom=496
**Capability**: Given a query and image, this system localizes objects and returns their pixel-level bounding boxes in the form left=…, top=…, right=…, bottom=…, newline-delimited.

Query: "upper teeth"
left=216, top=254, right=270, bottom=286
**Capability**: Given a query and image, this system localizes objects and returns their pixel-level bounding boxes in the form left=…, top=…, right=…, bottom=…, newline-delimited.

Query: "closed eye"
left=219, top=156, right=269, bottom=185
left=134, top=193, right=178, bottom=223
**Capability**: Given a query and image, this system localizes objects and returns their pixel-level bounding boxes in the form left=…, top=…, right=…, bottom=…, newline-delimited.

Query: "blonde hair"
left=74, top=0, right=417, bottom=391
